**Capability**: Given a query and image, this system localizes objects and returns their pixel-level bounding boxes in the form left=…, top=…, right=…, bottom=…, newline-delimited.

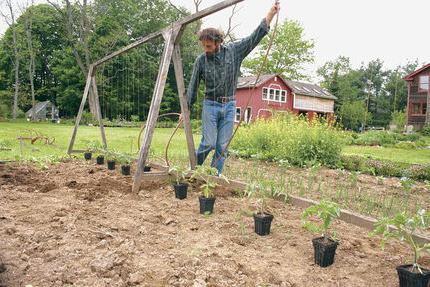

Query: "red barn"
left=404, top=63, right=430, bottom=129
left=234, top=74, right=336, bottom=123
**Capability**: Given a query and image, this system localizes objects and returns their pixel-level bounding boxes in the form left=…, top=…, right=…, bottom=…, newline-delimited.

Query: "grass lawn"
left=2, top=121, right=430, bottom=166
left=0, top=121, right=200, bottom=164
left=343, top=145, right=430, bottom=165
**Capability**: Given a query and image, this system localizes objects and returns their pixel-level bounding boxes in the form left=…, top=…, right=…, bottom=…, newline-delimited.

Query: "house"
left=403, top=63, right=430, bottom=129
left=25, top=101, right=60, bottom=121
left=235, top=74, right=336, bottom=123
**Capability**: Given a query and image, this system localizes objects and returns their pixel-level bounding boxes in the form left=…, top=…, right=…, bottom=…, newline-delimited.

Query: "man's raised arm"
left=232, top=1, right=280, bottom=61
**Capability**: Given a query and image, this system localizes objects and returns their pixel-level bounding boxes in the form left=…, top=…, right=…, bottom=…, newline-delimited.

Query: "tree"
left=338, top=100, right=370, bottom=131
left=242, top=19, right=314, bottom=80
left=0, top=0, right=20, bottom=119
left=359, top=59, right=389, bottom=126
left=317, top=56, right=352, bottom=98
left=23, top=0, right=36, bottom=120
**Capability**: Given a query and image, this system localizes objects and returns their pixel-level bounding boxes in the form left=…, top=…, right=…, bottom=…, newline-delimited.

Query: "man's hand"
left=266, top=1, right=280, bottom=26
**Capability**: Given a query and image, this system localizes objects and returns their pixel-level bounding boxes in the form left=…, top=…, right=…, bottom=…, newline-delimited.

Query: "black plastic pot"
left=173, top=183, right=188, bottom=200
left=121, top=165, right=131, bottom=176
left=253, top=213, right=274, bottom=236
left=84, top=152, right=92, bottom=160
left=107, top=160, right=116, bottom=170
left=312, top=237, right=339, bottom=267
left=144, top=166, right=151, bottom=172
left=397, top=264, right=430, bottom=287
left=96, top=155, right=104, bottom=165
left=199, top=196, right=216, bottom=214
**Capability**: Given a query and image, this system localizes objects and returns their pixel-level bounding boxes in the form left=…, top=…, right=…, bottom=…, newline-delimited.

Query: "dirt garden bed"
left=0, top=161, right=428, bottom=286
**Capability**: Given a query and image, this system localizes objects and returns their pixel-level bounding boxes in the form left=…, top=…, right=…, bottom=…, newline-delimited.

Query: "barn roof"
left=237, top=74, right=337, bottom=100
left=237, top=74, right=278, bottom=89
left=403, top=63, right=430, bottom=81
left=285, top=79, right=337, bottom=100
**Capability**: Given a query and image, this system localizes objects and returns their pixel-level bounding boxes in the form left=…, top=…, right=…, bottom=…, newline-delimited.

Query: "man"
left=187, top=1, right=280, bottom=174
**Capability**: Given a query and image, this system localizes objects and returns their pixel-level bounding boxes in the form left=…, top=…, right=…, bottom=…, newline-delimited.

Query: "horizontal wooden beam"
left=92, top=0, right=246, bottom=67
left=177, top=0, right=245, bottom=26
left=93, top=31, right=162, bottom=67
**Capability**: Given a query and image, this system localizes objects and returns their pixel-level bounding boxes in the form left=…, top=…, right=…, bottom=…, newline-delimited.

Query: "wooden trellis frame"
left=67, top=0, right=245, bottom=193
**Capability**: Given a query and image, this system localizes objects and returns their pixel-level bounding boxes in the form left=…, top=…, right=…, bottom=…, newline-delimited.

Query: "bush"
left=340, top=155, right=430, bottom=180
left=0, top=104, right=10, bottom=119
left=231, top=113, right=347, bottom=167
left=351, top=131, right=422, bottom=147
left=421, top=125, right=430, bottom=136
left=395, top=133, right=421, bottom=142
left=390, top=110, right=406, bottom=132
left=80, top=112, right=97, bottom=125
left=191, top=119, right=202, bottom=133
left=352, top=131, right=397, bottom=146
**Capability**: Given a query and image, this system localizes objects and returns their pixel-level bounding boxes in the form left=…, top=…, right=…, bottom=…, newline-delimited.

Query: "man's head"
left=198, top=28, right=224, bottom=55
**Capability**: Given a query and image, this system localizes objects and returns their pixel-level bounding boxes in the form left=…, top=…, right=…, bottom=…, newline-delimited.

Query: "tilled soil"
left=0, top=161, right=426, bottom=286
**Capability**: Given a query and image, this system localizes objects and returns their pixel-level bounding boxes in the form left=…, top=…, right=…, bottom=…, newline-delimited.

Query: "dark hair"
left=198, top=28, right=224, bottom=43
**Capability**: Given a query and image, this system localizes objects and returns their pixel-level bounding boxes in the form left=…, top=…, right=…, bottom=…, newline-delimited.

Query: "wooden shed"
left=25, top=101, right=60, bottom=121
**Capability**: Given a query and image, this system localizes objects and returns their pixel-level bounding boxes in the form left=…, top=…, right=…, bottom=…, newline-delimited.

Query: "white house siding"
left=293, top=94, right=334, bottom=113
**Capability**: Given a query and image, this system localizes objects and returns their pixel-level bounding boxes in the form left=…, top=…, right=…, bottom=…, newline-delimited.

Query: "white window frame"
left=419, top=75, right=429, bottom=91
left=262, top=88, right=268, bottom=100
left=262, top=86, right=288, bottom=103
left=245, top=107, right=252, bottom=123
left=235, top=107, right=241, bottom=123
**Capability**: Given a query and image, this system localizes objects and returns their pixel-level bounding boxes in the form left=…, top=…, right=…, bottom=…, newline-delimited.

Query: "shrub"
left=191, top=119, right=202, bottom=133
left=232, top=113, right=346, bottom=167
left=340, top=155, right=430, bottom=181
left=352, top=131, right=397, bottom=146
left=80, top=112, right=97, bottom=125
left=396, top=133, right=421, bottom=142
left=421, top=125, right=430, bottom=136
left=390, top=110, right=406, bottom=132
left=0, top=104, right=10, bottom=119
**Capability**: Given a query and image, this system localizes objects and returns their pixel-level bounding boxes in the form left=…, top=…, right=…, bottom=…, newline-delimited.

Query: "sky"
left=1, top=0, right=428, bottom=80
left=171, top=0, right=429, bottom=79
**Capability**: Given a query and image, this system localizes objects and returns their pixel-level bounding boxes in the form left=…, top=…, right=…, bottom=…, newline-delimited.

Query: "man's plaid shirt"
left=187, top=19, right=270, bottom=107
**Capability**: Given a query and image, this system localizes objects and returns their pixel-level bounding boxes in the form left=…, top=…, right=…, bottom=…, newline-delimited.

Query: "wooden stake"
left=132, top=27, right=182, bottom=193
left=172, top=44, right=197, bottom=169
left=91, top=75, right=107, bottom=148
left=68, top=65, right=94, bottom=154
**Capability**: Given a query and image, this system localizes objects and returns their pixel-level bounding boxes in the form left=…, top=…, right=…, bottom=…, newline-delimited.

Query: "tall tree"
left=360, top=59, right=389, bottom=126
left=0, top=0, right=20, bottom=119
left=23, top=0, right=36, bottom=120
left=317, top=56, right=351, bottom=98
left=242, top=19, right=314, bottom=80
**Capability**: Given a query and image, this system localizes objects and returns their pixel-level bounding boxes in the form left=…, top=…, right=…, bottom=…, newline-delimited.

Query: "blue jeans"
left=197, top=100, right=236, bottom=174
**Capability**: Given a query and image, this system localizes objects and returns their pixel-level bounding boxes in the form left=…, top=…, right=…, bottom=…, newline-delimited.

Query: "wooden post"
left=132, top=26, right=182, bottom=193
left=68, top=65, right=94, bottom=154
left=91, top=75, right=107, bottom=148
left=172, top=44, right=197, bottom=169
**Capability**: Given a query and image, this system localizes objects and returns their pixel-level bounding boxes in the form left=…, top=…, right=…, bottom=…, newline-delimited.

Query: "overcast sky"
left=1, top=0, right=428, bottom=79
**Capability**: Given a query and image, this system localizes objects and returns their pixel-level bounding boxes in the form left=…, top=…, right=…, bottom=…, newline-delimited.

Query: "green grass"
left=343, top=145, right=430, bottom=165
left=0, top=121, right=200, bottom=164
left=2, top=121, right=430, bottom=166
